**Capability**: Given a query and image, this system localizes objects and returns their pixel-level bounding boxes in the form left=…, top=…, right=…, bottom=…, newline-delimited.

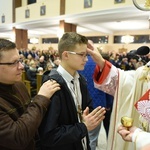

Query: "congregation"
left=19, top=48, right=61, bottom=96
left=19, top=47, right=150, bottom=78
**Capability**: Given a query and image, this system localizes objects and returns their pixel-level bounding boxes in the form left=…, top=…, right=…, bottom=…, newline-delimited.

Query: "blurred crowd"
left=103, top=50, right=150, bottom=71
left=19, top=47, right=61, bottom=88
left=19, top=47, right=150, bottom=90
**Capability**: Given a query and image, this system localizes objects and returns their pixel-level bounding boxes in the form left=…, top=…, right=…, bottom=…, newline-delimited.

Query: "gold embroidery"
left=139, top=115, right=149, bottom=132
left=139, top=66, right=150, bottom=82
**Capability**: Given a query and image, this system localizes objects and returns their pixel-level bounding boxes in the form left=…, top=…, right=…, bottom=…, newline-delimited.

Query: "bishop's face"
left=0, top=49, right=24, bottom=84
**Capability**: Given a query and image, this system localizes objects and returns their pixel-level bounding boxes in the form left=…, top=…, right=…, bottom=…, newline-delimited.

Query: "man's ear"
left=62, top=51, right=69, bottom=60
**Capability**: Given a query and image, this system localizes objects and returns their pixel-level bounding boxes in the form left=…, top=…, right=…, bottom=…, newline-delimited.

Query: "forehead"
left=0, top=48, right=19, bottom=61
left=74, top=43, right=87, bottom=52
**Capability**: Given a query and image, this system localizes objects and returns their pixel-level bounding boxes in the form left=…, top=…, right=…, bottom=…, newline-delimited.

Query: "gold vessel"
left=121, top=116, right=133, bottom=128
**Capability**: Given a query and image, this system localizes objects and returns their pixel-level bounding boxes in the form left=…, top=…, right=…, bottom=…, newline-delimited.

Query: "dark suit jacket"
left=39, top=69, right=93, bottom=150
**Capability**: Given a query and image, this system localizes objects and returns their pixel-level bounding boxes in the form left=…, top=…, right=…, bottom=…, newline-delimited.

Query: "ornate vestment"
left=93, top=61, right=150, bottom=150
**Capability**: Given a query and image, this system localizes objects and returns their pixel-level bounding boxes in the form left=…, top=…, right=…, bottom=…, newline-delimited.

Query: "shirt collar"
left=57, top=65, right=79, bottom=83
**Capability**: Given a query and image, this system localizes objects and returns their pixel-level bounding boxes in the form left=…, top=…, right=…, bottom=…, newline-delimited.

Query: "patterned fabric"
left=135, top=90, right=150, bottom=124
left=94, top=64, right=118, bottom=97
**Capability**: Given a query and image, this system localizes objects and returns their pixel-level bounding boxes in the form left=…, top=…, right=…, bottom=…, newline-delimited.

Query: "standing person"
left=0, top=39, right=60, bottom=150
left=39, top=32, right=106, bottom=150
left=86, top=40, right=150, bottom=150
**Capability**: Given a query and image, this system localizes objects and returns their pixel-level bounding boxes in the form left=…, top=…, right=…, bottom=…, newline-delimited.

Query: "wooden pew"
left=36, top=73, right=42, bottom=92
left=22, top=71, right=37, bottom=96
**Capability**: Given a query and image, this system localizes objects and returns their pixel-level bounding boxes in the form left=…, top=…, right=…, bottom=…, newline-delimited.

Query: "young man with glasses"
left=39, top=32, right=106, bottom=150
left=0, top=39, right=60, bottom=150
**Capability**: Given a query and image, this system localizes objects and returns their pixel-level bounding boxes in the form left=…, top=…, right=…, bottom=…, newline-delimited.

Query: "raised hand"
left=87, top=40, right=105, bottom=68
left=82, top=106, right=106, bottom=131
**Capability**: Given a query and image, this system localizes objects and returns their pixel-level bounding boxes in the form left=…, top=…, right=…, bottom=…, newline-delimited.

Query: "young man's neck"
left=60, top=63, right=76, bottom=77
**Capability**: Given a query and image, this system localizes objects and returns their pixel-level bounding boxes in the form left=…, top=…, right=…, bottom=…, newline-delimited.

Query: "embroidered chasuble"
left=93, top=61, right=150, bottom=150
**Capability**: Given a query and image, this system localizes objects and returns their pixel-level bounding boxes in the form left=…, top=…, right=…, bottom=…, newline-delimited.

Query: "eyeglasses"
left=68, top=51, right=88, bottom=58
left=0, top=59, right=23, bottom=66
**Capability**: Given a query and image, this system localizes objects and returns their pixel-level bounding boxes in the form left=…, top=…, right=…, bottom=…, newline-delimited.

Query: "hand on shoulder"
left=38, top=80, right=60, bottom=99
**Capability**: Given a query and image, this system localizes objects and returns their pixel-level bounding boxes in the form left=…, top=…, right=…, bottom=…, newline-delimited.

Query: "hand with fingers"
left=87, top=40, right=105, bottom=69
left=38, top=79, right=60, bottom=99
left=82, top=106, right=106, bottom=131
left=117, top=125, right=137, bottom=142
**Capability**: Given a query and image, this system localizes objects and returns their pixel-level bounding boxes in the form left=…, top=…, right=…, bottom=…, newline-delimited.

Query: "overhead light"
left=121, top=35, right=134, bottom=44
left=30, top=37, right=39, bottom=44
left=132, top=0, right=150, bottom=11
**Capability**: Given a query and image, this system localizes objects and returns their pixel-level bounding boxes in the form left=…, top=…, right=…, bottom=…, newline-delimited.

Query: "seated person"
left=42, top=63, right=53, bottom=83
left=38, top=56, right=47, bottom=70
left=37, top=67, right=44, bottom=75
left=23, top=59, right=30, bottom=72
left=26, top=61, right=38, bottom=88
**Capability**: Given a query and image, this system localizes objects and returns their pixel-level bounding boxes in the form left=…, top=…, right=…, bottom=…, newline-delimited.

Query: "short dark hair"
left=0, top=39, right=16, bottom=59
left=58, top=32, right=88, bottom=59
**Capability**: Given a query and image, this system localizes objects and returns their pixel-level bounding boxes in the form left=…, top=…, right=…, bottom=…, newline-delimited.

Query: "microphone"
left=136, top=46, right=150, bottom=55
